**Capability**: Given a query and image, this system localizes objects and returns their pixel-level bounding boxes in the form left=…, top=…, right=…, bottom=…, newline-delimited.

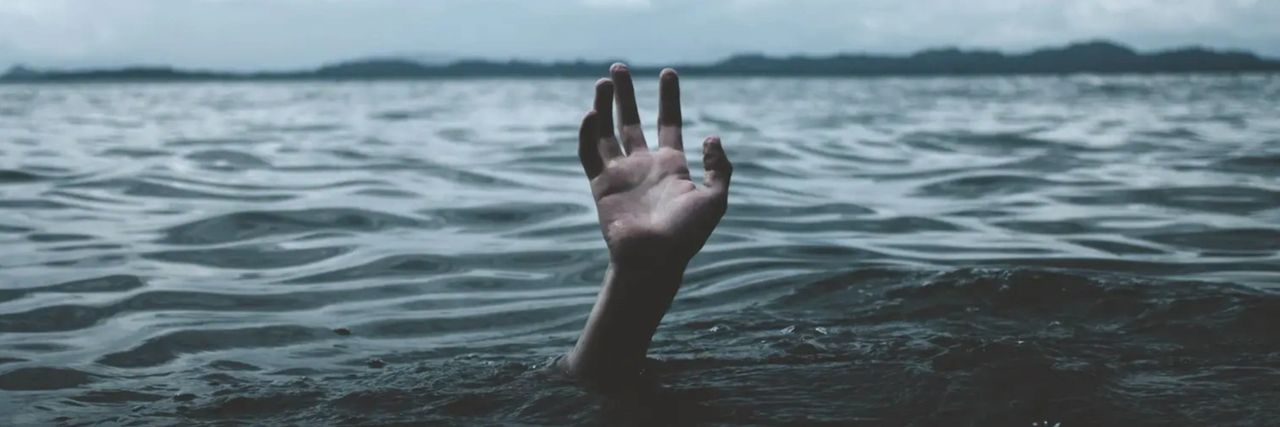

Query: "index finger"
left=610, top=63, right=649, bottom=154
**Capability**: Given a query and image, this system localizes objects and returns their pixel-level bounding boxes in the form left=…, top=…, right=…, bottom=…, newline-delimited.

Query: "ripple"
left=0, top=275, right=145, bottom=306
left=164, top=137, right=269, bottom=147
left=159, top=208, right=429, bottom=245
left=143, top=245, right=351, bottom=269
left=1214, top=154, right=1280, bottom=175
left=1068, top=238, right=1169, bottom=255
left=723, top=215, right=962, bottom=233
left=0, top=199, right=70, bottom=209
left=0, top=283, right=439, bottom=333
left=903, top=131, right=1063, bottom=154
left=427, top=202, right=584, bottom=230
left=0, top=367, right=96, bottom=391
left=355, top=303, right=583, bottom=339
left=71, top=390, right=166, bottom=403
left=281, top=254, right=456, bottom=284
left=917, top=173, right=1063, bottom=197
left=100, top=147, right=169, bottom=158
left=733, top=202, right=875, bottom=217
left=5, top=77, right=1280, bottom=425
left=207, top=360, right=262, bottom=371
left=1059, top=186, right=1280, bottom=214
left=0, top=169, right=44, bottom=184
left=185, top=149, right=272, bottom=170
left=1143, top=228, right=1280, bottom=252
left=371, top=107, right=440, bottom=121
left=0, top=305, right=106, bottom=333
left=98, top=325, right=331, bottom=368
left=27, top=233, right=95, bottom=242
left=994, top=218, right=1098, bottom=234
left=67, top=178, right=293, bottom=201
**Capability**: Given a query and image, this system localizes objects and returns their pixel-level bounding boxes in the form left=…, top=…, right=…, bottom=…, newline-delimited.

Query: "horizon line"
left=6, top=39, right=1277, bottom=75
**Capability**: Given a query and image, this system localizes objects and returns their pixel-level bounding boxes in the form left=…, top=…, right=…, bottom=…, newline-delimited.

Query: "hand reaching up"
left=577, top=64, right=733, bottom=269
left=564, top=64, right=733, bottom=384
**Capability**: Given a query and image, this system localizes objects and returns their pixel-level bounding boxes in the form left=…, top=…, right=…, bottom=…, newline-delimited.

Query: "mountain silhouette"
left=4, top=40, right=1277, bottom=82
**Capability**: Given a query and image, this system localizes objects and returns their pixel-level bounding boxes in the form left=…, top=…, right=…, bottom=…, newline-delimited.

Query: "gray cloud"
left=1, top=0, right=1277, bottom=70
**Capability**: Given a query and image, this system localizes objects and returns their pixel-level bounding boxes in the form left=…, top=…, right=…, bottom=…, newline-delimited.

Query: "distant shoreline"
left=2, top=70, right=1276, bottom=86
left=5, top=40, right=1279, bottom=83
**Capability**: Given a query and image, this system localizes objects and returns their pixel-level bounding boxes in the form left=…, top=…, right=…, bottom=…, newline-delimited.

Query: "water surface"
left=1, top=75, right=1278, bottom=425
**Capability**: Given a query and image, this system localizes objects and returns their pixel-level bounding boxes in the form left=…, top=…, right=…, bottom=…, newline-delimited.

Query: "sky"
left=1, top=0, right=1278, bottom=71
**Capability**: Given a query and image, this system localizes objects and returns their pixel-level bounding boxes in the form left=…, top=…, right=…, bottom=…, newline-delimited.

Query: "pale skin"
left=561, top=64, right=732, bottom=386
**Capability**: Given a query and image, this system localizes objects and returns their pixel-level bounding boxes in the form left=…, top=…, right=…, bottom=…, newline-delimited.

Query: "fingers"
left=702, top=136, right=732, bottom=195
left=657, top=68, right=683, bottom=151
left=592, top=79, right=624, bottom=161
left=578, top=111, right=604, bottom=179
left=610, top=63, right=649, bottom=154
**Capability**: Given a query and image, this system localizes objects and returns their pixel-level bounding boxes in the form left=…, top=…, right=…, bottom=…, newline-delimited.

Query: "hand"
left=578, top=64, right=733, bottom=269
left=564, top=64, right=733, bottom=384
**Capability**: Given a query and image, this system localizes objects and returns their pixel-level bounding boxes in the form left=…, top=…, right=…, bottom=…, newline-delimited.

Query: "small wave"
left=66, top=178, right=294, bottom=201
left=97, top=325, right=332, bottom=368
left=1143, top=228, right=1280, bottom=252
left=371, top=107, right=440, bottom=121
left=900, top=131, right=1066, bottom=154
left=164, top=137, right=269, bottom=147
left=1058, top=186, right=1280, bottom=214
left=425, top=202, right=585, bottom=231
left=0, top=274, right=144, bottom=303
left=0, top=169, right=44, bottom=184
left=918, top=173, right=1061, bottom=197
left=4, top=76, right=1279, bottom=425
left=281, top=254, right=457, bottom=284
left=1213, top=154, right=1280, bottom=175
left=1068, top=238, right=1168, bottom=255
left=723, top=215, right=962, bottom=233
left=159, top=208, right=429, bottom=245
left=0, top=367, right=97, bottom=391
left=185, top=149, right=273, bottom=170
left=143, top=245, right=352, bottom=269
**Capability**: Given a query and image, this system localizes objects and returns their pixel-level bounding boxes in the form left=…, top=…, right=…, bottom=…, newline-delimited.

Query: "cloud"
left=0, top=0, right=1276, bottom=70
left=582, top=0, right=651, bottom=8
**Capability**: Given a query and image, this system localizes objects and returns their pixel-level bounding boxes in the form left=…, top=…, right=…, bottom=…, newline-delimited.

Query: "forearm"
left=564, top=261, right=686, bottom=384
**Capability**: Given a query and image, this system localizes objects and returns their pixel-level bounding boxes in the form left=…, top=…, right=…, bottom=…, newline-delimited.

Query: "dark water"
left=1, top=75, right=1278, bottom=426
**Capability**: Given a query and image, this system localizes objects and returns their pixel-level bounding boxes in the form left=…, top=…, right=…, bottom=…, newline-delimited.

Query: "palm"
left=577, top=65, right=732, bottom=266
left=594, top=149, right=720, bottom=259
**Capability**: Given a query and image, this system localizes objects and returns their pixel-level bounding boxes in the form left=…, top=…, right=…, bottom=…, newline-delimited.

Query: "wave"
left=1, top=76, right=1278, bottom=425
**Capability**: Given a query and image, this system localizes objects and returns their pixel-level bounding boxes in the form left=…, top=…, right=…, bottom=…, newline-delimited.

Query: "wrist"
left=610, top=258, right=688, bottom=271
left=607, top=250, right=692, bottom=274
left=597, top=261, right=686, bottom=307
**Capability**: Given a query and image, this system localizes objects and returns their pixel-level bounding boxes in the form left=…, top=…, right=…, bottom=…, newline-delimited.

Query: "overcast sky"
left=2, top=0, right=1278, bottom=70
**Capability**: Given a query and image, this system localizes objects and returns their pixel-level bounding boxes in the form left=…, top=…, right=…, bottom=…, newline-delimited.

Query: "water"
left=1, top=75, right=1278, bottom=425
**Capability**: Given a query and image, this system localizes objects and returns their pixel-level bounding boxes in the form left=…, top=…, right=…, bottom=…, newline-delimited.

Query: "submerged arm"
left=564, top=263, right=684, bottom=382
left=561, top=64, right=732, bottom=386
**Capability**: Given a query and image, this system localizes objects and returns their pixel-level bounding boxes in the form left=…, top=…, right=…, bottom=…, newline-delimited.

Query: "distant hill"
left=4, top=40, right=1278, bottom=82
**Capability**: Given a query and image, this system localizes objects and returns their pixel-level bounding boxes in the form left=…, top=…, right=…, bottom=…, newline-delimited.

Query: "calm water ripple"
left=1, top=75, right=1278, bottom=425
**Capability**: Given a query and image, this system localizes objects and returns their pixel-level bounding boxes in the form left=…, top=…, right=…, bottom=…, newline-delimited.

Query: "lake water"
left=1, top=75, right=1278, bottom=425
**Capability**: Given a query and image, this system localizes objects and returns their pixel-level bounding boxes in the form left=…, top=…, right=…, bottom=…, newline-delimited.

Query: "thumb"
left=702, top=136, right=732, bottom=194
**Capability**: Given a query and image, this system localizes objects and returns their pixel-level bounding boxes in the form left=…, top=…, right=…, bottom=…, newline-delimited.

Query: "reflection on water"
left=1, top=75, right=1278, bottom=425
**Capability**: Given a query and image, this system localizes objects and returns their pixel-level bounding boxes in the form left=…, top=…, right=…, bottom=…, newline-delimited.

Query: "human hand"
left=577, top=64, right=732, bottom=270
